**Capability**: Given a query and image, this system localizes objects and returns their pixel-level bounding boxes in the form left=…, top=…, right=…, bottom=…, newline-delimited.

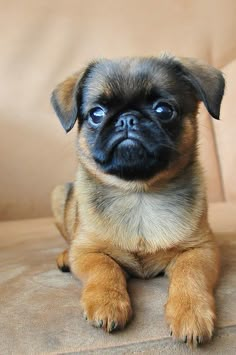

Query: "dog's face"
left=51, top=55, right=224, bottom=184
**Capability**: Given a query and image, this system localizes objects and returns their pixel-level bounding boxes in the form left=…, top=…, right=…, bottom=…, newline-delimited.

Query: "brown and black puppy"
left=51, top=55, right=224, bottom=346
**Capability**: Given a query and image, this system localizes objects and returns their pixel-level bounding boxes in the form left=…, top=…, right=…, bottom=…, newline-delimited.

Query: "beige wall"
left=1, top=0, right=236, bottom=220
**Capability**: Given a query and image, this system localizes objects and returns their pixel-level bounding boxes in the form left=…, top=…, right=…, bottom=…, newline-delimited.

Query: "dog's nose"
left=116, top=114, right=138, bottom=129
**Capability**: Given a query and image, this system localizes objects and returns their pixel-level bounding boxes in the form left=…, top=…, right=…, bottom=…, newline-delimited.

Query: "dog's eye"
left=153, top=102, right=175, bottom=121
left=88, top=107, right=106, bottom=127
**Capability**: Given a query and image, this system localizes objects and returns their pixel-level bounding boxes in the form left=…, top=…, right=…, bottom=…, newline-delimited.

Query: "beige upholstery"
left=1, top=203, right=236, bottom=354
left=1, top=0, right=236, bottom=220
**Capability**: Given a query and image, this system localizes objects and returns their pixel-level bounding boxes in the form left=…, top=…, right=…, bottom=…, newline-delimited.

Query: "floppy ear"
left=178, top=57, right=225, bottom=119
left=51, top=69, right=85, bottom=132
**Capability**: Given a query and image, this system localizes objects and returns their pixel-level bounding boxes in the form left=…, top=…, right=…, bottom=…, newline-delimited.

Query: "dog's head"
left=51, top=55, right=224, bottom=186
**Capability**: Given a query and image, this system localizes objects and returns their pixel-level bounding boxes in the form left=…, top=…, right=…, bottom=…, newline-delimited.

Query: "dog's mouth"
left=112, top=137, right=149, bottom=166
left=91, top=128, right=177, bottom=181
left=93, top=133, right=149, bottom=165
left=92, top=134, right=169, bottom=180
left=116, top=138, right=139, bottom=148
left=113, top=136, right=148, bottom=155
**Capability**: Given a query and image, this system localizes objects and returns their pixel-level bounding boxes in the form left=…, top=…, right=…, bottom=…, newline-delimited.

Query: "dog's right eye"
left=88, top=107, right=106, bottom=127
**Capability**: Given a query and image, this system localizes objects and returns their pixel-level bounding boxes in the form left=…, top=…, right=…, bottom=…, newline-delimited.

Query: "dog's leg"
left=70, top=245, right=133, bottom=332
left=51, top=182, right=79, bottom=272
left=165, top=239, right=220, bottom=346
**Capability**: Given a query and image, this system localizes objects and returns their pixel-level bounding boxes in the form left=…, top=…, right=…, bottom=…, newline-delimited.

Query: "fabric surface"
left=0, top=203, right=236, bottom=354
left=1, top=0, right=236, bottom=219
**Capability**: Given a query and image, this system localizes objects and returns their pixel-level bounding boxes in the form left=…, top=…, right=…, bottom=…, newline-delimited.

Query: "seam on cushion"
left=205, top=109, right=225, bottom=202
left=209, top=47, right=226, bottom=202
left=211, top=118, right=226, bottom=202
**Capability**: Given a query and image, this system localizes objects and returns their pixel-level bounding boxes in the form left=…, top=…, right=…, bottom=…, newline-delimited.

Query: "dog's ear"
left=178, top=57, right=225, bottom=119
left=51, top=69, right=86, bottom=132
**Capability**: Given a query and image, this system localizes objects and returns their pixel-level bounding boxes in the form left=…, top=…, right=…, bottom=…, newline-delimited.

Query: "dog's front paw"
left=81, top=284, right=132, bottom=332
left=165, top=294, right=215, bottom=346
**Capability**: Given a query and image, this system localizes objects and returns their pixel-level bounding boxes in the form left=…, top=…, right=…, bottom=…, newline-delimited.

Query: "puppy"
left=51, top=54, right=224, bottom=346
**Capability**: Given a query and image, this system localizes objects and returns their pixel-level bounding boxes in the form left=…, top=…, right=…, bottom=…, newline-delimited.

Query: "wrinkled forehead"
left=81, top=57, right=185, bottom=113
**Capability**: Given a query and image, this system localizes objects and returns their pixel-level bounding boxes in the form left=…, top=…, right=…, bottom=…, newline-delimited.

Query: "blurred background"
left=0, top=0, right=236, bottom=220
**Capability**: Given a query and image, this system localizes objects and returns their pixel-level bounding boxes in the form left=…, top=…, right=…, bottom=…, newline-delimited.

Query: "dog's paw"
left=56, top=249, right=70, bottom=272
left=81, top=284, right=132, bottom=332
left=165, top=294, right=215, bottom=347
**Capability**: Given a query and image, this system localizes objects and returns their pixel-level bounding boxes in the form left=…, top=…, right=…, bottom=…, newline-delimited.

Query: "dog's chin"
left=93, top=139, right=172, bottom=181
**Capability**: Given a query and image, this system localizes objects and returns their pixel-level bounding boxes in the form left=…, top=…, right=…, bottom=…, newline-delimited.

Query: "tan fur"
left=51, top=56, right=223, bottom=346
left=56, top=249, right=69, bottom=271
left=51, top=182, right=79, bottom=243
left=52, top=158, right=219, bottom=343
left=54, top=71, right=83, bottom=113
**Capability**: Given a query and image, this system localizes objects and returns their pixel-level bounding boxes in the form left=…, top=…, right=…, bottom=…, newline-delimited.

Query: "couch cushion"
left=0, top=203, right=236, bottom=354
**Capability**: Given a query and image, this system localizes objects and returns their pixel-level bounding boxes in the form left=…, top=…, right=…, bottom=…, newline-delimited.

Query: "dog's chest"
left=86, top=187, right=199, bottom=251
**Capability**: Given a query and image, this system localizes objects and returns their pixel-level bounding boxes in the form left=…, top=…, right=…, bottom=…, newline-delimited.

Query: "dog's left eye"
left=153, top=102, right=175, bottom=121
left=88, top=107, right=106, bottom=127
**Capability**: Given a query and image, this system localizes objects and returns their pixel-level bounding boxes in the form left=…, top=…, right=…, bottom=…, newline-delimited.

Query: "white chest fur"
left=78, top=174, right=204, bottom=252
